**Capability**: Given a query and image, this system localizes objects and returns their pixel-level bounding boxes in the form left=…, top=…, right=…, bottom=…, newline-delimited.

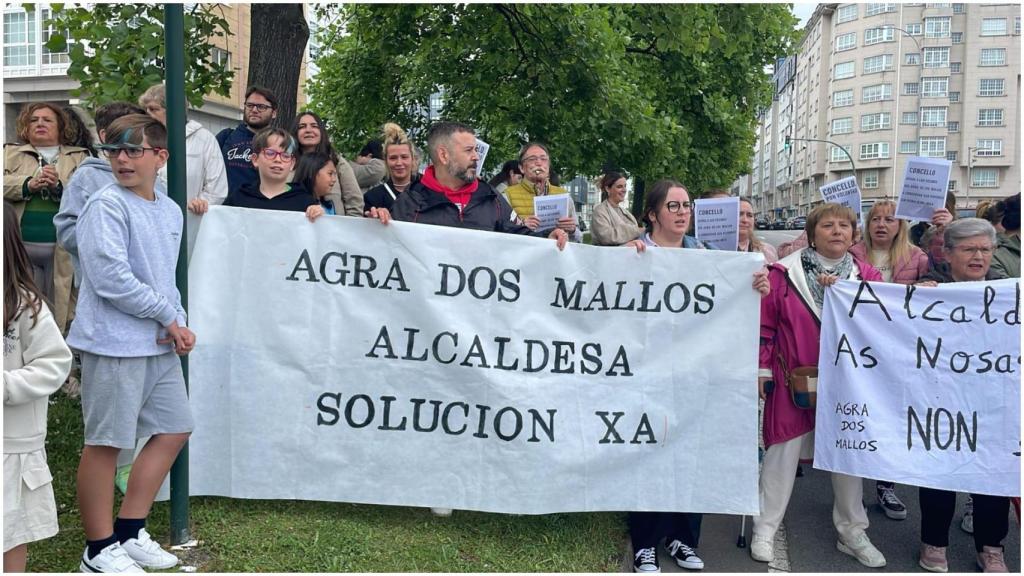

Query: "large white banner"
left=815, top=279, right=1021, bottom=497
left=186, top=207, right=764, bottom=514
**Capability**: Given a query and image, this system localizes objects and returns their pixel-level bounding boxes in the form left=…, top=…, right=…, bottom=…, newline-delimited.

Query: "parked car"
left=789, top=216, right=807, bottom=230
left=771, top=219, right=788, bottom=230
left=755, top=216, right=769, bottom=230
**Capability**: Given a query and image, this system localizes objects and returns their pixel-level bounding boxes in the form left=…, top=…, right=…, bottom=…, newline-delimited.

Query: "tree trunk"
left=247, top=4, right=309, bottom=128
left=631, top=177, right=645, bottom=220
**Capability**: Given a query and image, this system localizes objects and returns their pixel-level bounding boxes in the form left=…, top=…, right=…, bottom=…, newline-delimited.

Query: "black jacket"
left=224, top=180, right=317, bottom=213
left=391, top=179, right=544, bottom=236
left=364, top=174, right=421, bottom=212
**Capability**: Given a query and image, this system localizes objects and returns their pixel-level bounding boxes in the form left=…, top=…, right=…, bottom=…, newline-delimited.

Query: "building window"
left=834, top=61, right=855, bottom=79
left=900, top=141, right=919, bottom=154
left=901, top=111, right=919, bottom=125
left=862, top=83, right=891, bottom=103
left=905, top=53, right=921, bottom=65
left=950, top=62, right=961, bottom=73
left=906, top=23, right=923, bottom=36
left=3, top=9, right=37, bottom=67
left=951, top=32, right=962, bottom=44
left=40, top=9, right=70, bottom=65
left=981, top=18, right=1007, bottom=36
left=211, top=46, right=231, bottom=68
left=833, top=89, right=854, bottom=107
left=861, top=112, right=891, bottom=131
left=952, top=3, right=964, bottom=13
left=903, top=82, right=920, bottom=95
left=832, top=117, right=853, bottom=135
left=925, top=17, right=951, bottom=38
left=976, top=139, right=1002, bottom=157
left=860, top=142, right=890, bottom=160
left=921, top=77, right=948, bottom=97
left=979, top=79, right=1004, bottom=97
left=923, top=47, right=949, bottom=68
left=977, top=108, right=1003, bottom=126
left=837, top=4, right=859, bottom=23
left=830, top=145, right=852, bottom=162
left=947, top=121, right=959, bottom=133
left=971, top=168, right=997, bottom=188
left=919, top=137, right=946, bottom=158
left=980, top=48, right=1006, bottom=67
left=948, top=180, right=958, bottom=192
left=920, top=106, right=947, bottom=127
left=948, top=91, right=960, bottom=102
left=863, top=54, right=893, bottom=74
left=1017, top=17, right=1021, bottom=35
left=864, top=27, right=896, bottom=45
left=946, top=151, right=958, bottom=162
left=865, top=3, right=896, bottom=16
left=836, top=32, right=856, bottom=51
left=863, top=171, right=880, bottom=188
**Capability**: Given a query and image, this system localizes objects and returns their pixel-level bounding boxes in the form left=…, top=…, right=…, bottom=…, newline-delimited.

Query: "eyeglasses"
left=99, top=146, right=163, bottom=159
left=665, top=201, right=692, bottom=213
left=260, top=148, right=294, bottom=162
left=953, top=245, right=993, bottom=256
left=522, top=155, right=549, bottom=164
left=244, top=102, right=273, bottom=112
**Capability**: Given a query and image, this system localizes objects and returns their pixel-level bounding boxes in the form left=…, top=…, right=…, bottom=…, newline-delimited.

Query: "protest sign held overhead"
left=474, top=137, right=490, bottom=172
left=186, top=207, right=765, bottom=515
left=695, top=196, right=739, bottom=251
left=819, top=176, right=863, bottom=226
left=815, top=279, right=1021, bottom=497
left=895, top=157, right=952, bottom=222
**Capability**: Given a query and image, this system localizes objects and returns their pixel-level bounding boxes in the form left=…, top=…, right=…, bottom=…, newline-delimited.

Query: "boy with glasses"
left=223, top=128, right=325, bottom=221
left=68, top=114, right=194, bottom=572
left=216, top=86, right=279, bottom=195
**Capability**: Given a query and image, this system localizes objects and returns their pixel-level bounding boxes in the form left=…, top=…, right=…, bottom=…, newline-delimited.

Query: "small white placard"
left=819, top=176, right=863, bottom=226
left=534, top=194, right=570, bottom=230
left=475, top=138, right=490, bottom=174
left=694, top=197, right=740, bottom=251
left=895, top=157, right=952, bottom=221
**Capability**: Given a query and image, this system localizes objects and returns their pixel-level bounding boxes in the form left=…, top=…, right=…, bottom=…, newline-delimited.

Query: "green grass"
left=28, top=393, right=627, bottom=572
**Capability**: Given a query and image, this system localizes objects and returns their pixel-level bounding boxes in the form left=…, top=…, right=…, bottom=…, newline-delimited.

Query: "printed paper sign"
left=896, top=157, right=952, bottom=221
left=187, top=207, right=765, bottom=514
left=819, top=176, right=863, bottom=226
left=475, top=138, right=490, bottom=173
left=534, top=194, right=570, bottom=231
left=815, top=280, right=1021, bottom=497
left=695, top=197, right=740, bottom=251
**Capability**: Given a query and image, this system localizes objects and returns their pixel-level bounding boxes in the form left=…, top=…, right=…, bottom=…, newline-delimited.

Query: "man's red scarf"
left=420, top=165, right=478, bottom=211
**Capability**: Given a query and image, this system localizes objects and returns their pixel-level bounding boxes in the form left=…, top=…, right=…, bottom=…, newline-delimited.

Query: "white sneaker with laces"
left=633, top=546, right=660, bottom=573
left=120, top=528, right=179, bottom=569
left=665, top=539, right=704, bottom=570
left=79, top=542, right=144, bottom=573
left=837, top=532, right=886, bottom=568
left=750, top=533, right=773, bottom=562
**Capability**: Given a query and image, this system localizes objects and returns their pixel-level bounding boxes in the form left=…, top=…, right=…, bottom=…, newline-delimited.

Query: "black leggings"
left=628, top=512, right=703, bottom=551
left=919, top=487, right=1009, bottom=551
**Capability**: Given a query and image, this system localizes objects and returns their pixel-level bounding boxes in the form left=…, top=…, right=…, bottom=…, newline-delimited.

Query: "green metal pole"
left=164, top=3, right=191, bottom=546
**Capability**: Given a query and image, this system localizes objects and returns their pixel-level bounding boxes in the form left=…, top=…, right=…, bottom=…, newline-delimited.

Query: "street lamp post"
left=787, top=134, right=858, bottom=187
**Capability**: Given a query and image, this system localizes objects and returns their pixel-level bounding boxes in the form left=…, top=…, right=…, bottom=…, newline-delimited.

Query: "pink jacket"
left=759, top=249, right=882, bottom=447
left=849, top=242, right=929, bottom=285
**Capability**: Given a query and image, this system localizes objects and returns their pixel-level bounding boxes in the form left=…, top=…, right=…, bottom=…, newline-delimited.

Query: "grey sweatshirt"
left=54, top=157, right=168, bottom=284
left=66, top=183, right=186, bottom=357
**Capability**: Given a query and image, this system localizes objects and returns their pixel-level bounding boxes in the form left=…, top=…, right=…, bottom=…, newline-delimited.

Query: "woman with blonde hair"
left=363, top=123, right=421, bottom=213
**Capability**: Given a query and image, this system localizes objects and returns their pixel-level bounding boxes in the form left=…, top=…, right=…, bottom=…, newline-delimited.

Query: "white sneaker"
left=430, top=507, right=453, bottom=517
left=750, top=533, right=773, bottom=562
left=79, top=542, right=144, bottom=573
left=837, top=532, right=886, bottom=568
left=120, top=528, right=179, bottom=569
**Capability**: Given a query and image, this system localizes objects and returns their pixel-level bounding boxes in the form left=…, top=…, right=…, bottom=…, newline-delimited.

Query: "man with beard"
left=216, top=86, right=278, bottom=194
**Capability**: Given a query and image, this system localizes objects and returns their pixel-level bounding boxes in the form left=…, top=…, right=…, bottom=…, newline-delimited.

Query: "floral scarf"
left=800, top=249, right=854, bottom=310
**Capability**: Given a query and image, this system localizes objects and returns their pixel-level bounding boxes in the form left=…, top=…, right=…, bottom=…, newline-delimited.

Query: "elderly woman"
left=752, top=203, right=886, bottom=568
left=591, top=171, right=644, bottom=246
left=625, top=179, right=769, bottom=573
left=914, top=218, right=1009, bottom=573
left=3, top=102, right=90, bottom=333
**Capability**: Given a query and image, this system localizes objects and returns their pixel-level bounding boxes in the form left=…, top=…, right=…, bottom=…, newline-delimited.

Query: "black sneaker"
left=877, top=484, right=907, bottom=520
left=633, top=547, right=660, bottom=573
left=666, top=539, right=704, bottom=570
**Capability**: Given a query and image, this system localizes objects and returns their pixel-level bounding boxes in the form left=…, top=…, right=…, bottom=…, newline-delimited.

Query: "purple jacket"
left=759, top=249, right=882, bottom=448
left=849, top=242, right=929, bottom=285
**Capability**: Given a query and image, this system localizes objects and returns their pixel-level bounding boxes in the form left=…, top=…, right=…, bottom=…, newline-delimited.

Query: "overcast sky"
left=793, top=3, right=817, bottom=28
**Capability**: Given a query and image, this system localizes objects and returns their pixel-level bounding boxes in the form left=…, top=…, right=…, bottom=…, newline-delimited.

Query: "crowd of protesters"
left=3, top=85, right=1019, bottom=574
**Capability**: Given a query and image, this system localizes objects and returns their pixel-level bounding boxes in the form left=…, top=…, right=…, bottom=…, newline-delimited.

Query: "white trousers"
left=752, top=430, right=869, bottom=542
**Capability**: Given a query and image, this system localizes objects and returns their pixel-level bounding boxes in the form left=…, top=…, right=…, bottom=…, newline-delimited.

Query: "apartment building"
left=738, top=3, right=1020, bottom=220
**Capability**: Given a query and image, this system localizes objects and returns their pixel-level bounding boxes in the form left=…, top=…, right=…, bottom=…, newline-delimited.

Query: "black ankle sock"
left=86, top=534, right=118, bottom=559
left=114, top=517, right=146, bottom=543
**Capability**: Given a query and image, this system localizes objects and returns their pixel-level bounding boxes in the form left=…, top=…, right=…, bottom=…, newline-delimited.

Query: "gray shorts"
left=80, top=352, right=194, bottom=449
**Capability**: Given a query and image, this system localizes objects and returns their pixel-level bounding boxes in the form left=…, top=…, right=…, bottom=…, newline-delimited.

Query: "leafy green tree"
left=307, top=3, right=796, bottom=194
left=45, top=3, right=233, bottom=110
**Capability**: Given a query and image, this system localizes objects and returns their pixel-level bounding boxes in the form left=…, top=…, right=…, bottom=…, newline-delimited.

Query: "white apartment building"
left=739, top=2, right=1020, bottom=220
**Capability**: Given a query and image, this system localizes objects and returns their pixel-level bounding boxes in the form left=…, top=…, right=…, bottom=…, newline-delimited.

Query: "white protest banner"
left=895, top=157, right=952, bottom=221
left=475, top=138, right=490, bottom=173
left=819, top=176, right=863, bottom=226
left=533, top=194, right=570, bottom=230
left=187, top=207, right=764, bottom=514
left=694, top=197, right=740, bottom=251
left=815, top=279, right=1021, bottom=497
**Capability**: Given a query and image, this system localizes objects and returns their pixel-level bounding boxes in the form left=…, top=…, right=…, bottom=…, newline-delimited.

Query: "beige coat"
left=590, top=199, right=644, bottom=246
